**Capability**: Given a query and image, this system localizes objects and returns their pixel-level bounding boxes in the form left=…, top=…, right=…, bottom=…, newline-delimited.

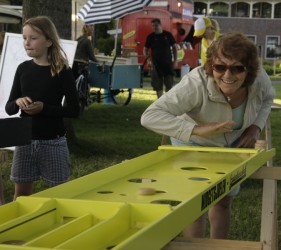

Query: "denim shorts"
left=170, top=137, right=240, bottom=197
left=11, top=136, right=70, bottom=186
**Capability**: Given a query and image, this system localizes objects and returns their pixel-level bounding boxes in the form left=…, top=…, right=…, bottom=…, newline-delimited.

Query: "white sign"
left=149, top=1, right=168, bottom=7
left=0, top=33, right=77, bottom=118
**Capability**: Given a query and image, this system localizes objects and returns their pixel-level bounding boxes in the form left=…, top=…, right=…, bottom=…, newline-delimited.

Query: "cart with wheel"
left=87, top=56, right=143, bottom=105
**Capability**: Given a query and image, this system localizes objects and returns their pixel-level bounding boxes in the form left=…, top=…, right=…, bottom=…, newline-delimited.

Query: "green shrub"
left=263, top=64, right=274, bottom=75
left=262, top=61, right=281, bottom=75
left=95, top=37, right=121, bottom=56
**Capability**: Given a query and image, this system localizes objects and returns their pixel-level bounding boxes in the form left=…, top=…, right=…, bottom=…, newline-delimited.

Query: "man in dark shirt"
left=143, top=18, right=177, bottom=98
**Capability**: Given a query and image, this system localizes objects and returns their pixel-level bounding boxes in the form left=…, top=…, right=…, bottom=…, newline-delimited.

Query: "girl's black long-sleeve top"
left=5, top=60, right=80, bottom=140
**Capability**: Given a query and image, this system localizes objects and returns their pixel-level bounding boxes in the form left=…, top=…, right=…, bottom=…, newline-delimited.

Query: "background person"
left=72, top=24, right=97, bottom=79
left=141, top=32, right=275, bottom=239
left=194, top=17, right=220, bottom=65
left=210, top=19, right=220, bottom=33
left=143, top=18, right=177, bottom=98
left=5, top=16, right=80, bottom=200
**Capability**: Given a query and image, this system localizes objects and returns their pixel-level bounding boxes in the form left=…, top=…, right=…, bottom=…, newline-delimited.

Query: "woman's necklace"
left=225, top=88, right=248, bottom=107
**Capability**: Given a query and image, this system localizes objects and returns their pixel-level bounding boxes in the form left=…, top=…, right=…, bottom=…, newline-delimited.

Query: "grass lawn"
left=0, top=83, right=281, bottom=244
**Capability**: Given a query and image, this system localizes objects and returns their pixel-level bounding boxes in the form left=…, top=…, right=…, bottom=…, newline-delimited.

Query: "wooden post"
left=161, top=135, right=170, bottom=145
left=260, top=117, right=278, bottom=250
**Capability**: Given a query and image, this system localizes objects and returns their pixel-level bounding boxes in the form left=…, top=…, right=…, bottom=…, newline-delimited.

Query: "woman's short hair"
left=82, top=24, right=92, bottom=35
left=204, top=32, right=260, bottom=87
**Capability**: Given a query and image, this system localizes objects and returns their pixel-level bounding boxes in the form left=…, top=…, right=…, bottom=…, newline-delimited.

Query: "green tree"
left=22, top=0, right=72, bottom=39
left=94, top=21, right=122, bottom=56
left=95, top=22, right=114, bottom=39
left=10, top=0, right=23, bottom=5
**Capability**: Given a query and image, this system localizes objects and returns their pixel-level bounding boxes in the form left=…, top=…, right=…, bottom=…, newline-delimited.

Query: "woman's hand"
left=21, top=101, right=44, bottom=115
left=192, top=120, right=235, bottom=137
left=237, top=124, right=261, bottom=148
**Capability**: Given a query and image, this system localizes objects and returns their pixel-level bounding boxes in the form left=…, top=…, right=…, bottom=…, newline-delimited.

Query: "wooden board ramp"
left=163, top=238, right=262, bottom=250
left=0, top=146, right=275, bottom=250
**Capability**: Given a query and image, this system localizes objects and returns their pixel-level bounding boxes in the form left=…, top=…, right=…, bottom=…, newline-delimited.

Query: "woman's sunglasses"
left=212, top=64, right=247, bottom=74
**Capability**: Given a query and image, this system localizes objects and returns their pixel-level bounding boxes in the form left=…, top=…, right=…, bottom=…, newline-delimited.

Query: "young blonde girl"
left=5, top=16, right=79, bottom=200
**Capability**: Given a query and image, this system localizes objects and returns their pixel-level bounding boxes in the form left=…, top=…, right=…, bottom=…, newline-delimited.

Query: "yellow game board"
left=0, top=146, right=275, bottom=250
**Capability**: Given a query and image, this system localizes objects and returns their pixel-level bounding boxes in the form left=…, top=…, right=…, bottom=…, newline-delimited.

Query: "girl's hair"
left=204, top=32, right=260, bottom=87
left=23, top=16, right=69, bottom=76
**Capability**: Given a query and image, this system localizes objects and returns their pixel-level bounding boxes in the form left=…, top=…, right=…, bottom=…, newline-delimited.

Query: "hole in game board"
left=128, top=178, right=156, bottom=183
